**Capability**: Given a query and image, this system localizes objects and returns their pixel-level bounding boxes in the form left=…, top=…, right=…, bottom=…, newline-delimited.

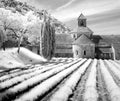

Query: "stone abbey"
left=55, top=13, right=116, bottom=60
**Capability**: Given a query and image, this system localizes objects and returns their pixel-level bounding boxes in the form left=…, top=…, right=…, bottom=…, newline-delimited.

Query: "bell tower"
left=78, top=13, right=86, bottom=27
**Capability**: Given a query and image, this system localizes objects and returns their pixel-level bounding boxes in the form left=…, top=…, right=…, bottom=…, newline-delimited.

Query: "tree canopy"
left=0, top=8, right=43, bottom=46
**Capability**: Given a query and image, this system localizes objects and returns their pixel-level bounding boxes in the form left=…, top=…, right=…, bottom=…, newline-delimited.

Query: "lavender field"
left=0, top=58, right=120, bottom=101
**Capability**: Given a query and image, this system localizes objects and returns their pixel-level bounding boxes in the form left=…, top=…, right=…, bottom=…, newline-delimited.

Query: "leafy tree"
left=23, top=11, right=43, bottom=47
left=15, top=10, right=40, bottom=53
left=0, top=8, right=32, bottom=52
left=0, top=8, right=22, bottom=50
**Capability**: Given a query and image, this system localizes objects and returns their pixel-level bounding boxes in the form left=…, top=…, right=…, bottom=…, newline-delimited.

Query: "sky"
left=18, top=0, right=120, bottom=35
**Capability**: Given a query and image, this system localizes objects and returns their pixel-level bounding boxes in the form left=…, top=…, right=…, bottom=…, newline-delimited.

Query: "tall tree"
left=39, top=12, right=55, bottom=60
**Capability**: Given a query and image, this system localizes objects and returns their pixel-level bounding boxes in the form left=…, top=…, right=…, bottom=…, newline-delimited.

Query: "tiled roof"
left=73, top=34, right=94, bottom=45
left=55, top=34, right=73, bottom=45
left=72, top=27, right=93, bottom=34
left=77, top=27, right=93, bottom=33
left=98, top=47, right=112, bottom=53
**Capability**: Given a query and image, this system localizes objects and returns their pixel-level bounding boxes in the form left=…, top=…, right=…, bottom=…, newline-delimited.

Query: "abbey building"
left=55, top=13, right=116, bottom=60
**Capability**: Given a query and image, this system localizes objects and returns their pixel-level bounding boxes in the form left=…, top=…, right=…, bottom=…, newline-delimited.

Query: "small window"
left=76, top=50, right=78, bottom=55
left=73, top=34, right=76, bottom=38
left=37, top=49, right=40, bottom=54
left=84, top=50, right=86, bottom=55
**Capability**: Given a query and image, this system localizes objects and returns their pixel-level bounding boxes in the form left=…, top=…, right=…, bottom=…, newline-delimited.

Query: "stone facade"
left=72, top=34, right=95, bottom=58
left=73, top=44, right=95, bottom=58
left=72, top=13, right=95, bottom=58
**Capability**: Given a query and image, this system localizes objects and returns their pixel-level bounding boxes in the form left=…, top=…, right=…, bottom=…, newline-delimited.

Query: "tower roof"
left=78, top=13, right=86, bottom=19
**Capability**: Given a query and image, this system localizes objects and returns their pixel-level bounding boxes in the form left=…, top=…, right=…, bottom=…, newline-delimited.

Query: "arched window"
left=76, top=50, right=78, bottom=55
left=84, top=50, right=86, bottom=55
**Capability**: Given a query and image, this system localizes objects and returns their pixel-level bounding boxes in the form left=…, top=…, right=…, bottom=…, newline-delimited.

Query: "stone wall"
left=73, top=44, right=95, bottom=58
left=55, top=44, right=73, bottom=57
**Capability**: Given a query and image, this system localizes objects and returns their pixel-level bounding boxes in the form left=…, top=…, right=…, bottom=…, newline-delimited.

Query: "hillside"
left=0, top=0, right=71, bottom=35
